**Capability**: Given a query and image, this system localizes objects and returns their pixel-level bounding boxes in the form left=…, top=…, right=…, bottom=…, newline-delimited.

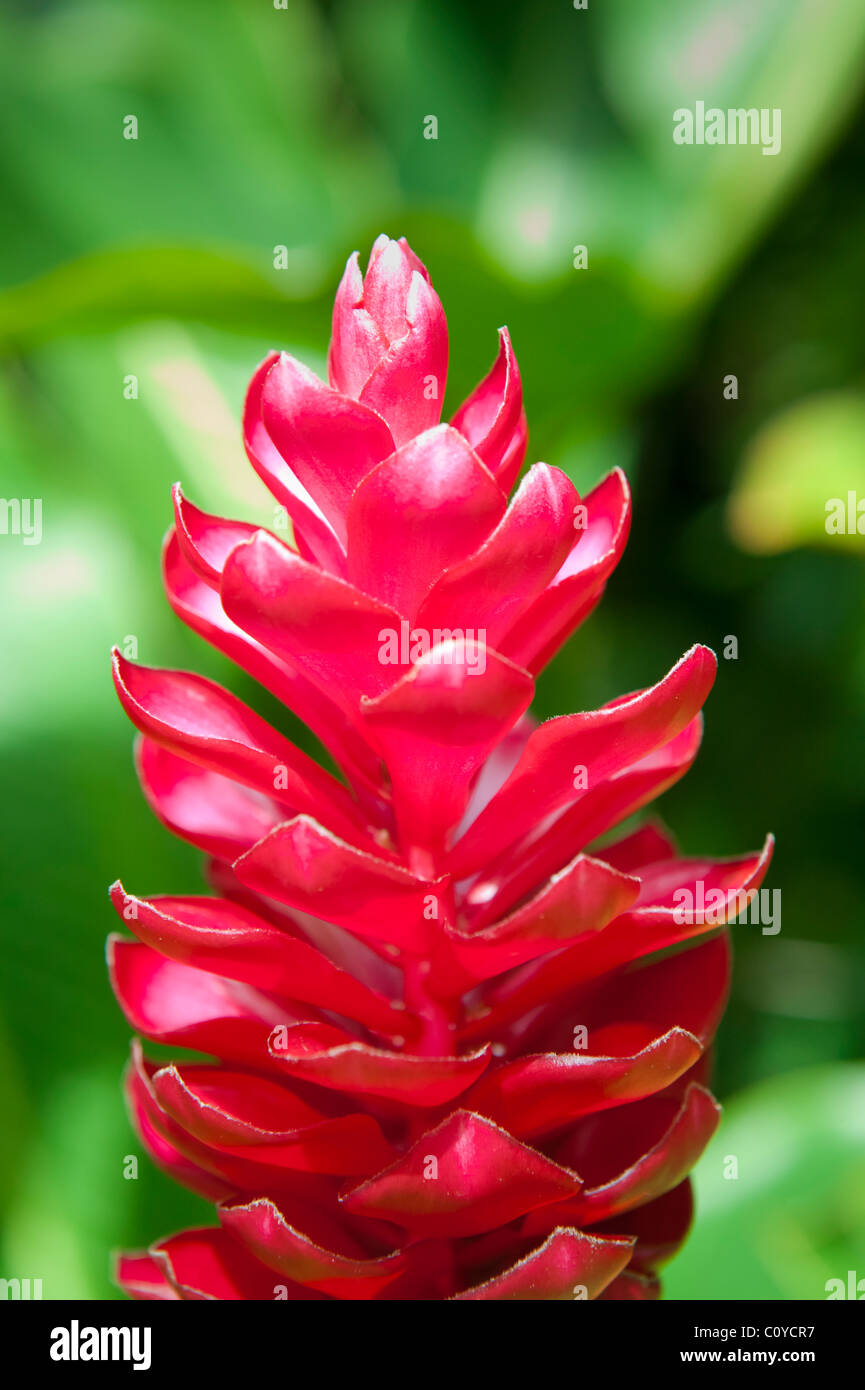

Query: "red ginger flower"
left=109, top=234, right=772, bottom=1302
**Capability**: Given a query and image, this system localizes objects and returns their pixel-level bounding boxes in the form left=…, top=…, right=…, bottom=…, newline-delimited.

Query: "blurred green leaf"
left=727, top=392, right=865, bottom=553
left=598, top=0, right=865, bottom=299
left=2, top=1065, right=131, bottom=1299
left=0, top=245, right=331, bottom=352
left=0, top=1015, right=33, bottom=1238
left=666, top=1064, right=865, bottom=1300
left=0, top=0, right=391, bottom=280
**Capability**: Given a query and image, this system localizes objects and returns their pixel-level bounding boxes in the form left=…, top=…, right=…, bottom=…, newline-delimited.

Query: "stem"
left=403, top=844, right=457, bottom=1057
left=404, top=957, right=454, bottom=1057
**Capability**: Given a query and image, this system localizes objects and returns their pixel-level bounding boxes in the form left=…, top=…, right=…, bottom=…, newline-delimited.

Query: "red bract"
left=110, top=234, right=771, bottom=1301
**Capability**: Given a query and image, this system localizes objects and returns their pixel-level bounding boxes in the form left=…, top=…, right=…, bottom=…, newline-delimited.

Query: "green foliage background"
left=0, top=0, right=863, bottom=1300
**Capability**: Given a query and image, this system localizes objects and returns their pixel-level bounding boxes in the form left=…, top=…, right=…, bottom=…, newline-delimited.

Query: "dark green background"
left=1, top=0, right=864, bottom=1299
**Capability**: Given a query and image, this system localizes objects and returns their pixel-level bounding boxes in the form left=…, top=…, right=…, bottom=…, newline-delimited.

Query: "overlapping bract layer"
left=111, top=235, right=770, bottom=1301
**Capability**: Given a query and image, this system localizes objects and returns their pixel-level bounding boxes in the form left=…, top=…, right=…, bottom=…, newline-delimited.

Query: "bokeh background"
left=1, top=0, right=864, bottom=1301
